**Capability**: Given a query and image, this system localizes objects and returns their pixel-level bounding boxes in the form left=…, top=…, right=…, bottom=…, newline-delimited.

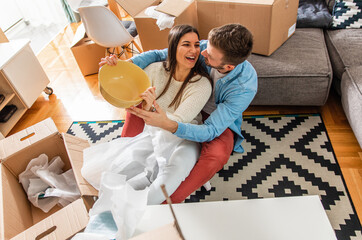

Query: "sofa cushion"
left=341, top=66, right=362, bottom=147
left=332, top=0, right=362, bottom=29
left=122, top=21, right=138, bottom=38
left=248, top=28, right=332, bottom=106
left=297, top=0, right=333, bottom=28
left=324, top=29, right=362, bottom=80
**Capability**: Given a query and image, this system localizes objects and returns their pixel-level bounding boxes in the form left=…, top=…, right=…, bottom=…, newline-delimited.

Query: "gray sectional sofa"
left=248, top=0, right=362, bottom=148
left=324, top=29, right=362, bottom=147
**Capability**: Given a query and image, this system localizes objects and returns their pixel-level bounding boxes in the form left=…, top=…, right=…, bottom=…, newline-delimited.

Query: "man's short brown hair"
left=208, top=24, right=253, bottom=66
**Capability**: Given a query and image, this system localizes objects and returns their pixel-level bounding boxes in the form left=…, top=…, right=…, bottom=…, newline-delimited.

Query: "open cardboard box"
left=0, top=118, right=93, bottom=239
left=197, top=0, right=299, bottom=56
left=115, top=0, right=198, bottom=51
left=70, top=24, right=106, bottom=76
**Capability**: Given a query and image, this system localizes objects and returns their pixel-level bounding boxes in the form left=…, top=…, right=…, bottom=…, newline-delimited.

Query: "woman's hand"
left=99, top=54, right=118, bottom=67
left=99, top=55, right=134, bottom=68
left=141, top=87, right=156, bottom=111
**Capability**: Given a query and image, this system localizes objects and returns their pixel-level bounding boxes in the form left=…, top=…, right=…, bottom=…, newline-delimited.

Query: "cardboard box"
left=70, top=24, right=106, bottom=76
left=0, top=118, right=92, bottom=239
left=65, top=133, right=98, bottom=198
left=115, top=0, right=198, bottom=51
left=197, top=0, right=299, bottom=56
left=11, top=199, right=88, bottom=240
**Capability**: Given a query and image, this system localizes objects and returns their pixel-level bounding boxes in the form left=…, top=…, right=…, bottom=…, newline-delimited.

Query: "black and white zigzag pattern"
left=67, top=120, right=124, bottom=144
left=67, top=115, right=362, bottom=240
left=332, top=0, right=362, bottom=29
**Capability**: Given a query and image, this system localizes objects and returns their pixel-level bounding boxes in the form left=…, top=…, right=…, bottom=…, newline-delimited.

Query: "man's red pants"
left=121, top=111, right=234, bottom=203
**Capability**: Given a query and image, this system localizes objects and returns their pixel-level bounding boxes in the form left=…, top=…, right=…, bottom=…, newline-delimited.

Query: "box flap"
left=62, top=133, right=98, bottom=197
left=0, top=118, right=58, bottom=162
left=155, top=0, right=194, bottom=17
left=11, top=199, right=89, bottom=240
left=130, top=223, right=182, bottom=240
left=0, top=163, right=33, bottom=240
left=115, top=0, right=158, bottom=17
left=196, top=0, right=274, bottom=5
left=71, top=23, right=87, bottom=47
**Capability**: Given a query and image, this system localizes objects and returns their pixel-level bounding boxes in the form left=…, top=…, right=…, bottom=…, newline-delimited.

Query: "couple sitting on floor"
left=81, top=23, right=258, bottom=205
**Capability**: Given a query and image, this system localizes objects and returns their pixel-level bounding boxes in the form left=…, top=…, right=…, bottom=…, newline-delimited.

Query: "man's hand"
left=126, top=100, right=178, bottom=133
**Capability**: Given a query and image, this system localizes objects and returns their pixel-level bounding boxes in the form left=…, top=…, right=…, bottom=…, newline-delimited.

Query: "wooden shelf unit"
left=0, top=39, right=50, bottom=138
left=0, top=71, right=27, bottom=137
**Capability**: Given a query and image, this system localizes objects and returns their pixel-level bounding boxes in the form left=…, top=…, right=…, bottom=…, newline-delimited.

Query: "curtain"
left=59, top=0, right=79, bottom=23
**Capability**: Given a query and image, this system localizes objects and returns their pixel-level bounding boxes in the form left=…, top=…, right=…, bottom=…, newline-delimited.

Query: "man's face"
left=201, top=43, right=228, bottom=73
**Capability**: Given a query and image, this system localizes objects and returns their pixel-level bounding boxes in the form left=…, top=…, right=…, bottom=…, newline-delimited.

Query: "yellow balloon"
left=99, top=60, right=151, bottom=108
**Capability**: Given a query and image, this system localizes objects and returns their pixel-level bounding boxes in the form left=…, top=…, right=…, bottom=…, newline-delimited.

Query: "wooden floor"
left=10, top=24, right=362, bottom=223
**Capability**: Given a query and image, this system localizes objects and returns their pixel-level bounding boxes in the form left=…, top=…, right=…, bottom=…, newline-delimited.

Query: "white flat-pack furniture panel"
left=133, top=195, right=337, bottom=240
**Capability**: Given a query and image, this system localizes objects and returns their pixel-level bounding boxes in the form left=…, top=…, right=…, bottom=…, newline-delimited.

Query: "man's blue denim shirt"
left=131, top=40, right=258, bottom=153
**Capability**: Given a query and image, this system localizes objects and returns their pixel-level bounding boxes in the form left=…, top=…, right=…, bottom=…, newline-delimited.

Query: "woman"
left=82, top=25, right=212, bottom=204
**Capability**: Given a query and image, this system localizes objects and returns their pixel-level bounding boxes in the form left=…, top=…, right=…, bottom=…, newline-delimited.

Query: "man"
left=107, top=23, right=258, bottom=203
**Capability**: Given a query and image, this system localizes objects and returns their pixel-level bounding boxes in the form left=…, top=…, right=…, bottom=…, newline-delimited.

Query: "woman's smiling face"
left=176, top=32, right=200, bottom=70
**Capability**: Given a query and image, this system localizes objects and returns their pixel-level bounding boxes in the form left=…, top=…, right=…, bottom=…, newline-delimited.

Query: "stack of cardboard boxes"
left=71, top=0, right=299, bottom=76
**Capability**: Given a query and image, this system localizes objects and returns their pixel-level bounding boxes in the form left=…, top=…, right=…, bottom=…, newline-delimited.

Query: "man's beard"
left=204, top=58, right=225, bottom=70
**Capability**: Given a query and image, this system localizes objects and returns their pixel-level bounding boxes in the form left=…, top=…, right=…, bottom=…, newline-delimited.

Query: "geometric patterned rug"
left=67, top=114, right=362, bottom=240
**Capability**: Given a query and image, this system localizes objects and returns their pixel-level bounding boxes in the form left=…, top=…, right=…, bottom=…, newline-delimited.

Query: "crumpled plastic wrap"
left=145, top=6, right=175, bottom=30
left=19, top=153, right=80, bottom=212
left=72, top=172, right=149, bottom=240
left=82, top=125, right=184, bottom=191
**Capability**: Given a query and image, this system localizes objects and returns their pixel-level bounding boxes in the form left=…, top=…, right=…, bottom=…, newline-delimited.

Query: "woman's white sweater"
left=144, top=62, right=212, bottom=124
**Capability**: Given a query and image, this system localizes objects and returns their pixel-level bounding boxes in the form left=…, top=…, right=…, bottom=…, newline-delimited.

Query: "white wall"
left=0, top=0, right=23, bottom=31
left=1, top=0, right=68, bottom=54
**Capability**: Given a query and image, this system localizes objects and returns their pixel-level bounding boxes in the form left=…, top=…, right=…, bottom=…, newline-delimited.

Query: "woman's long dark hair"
left=156, top=25, right=212, bottom=109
